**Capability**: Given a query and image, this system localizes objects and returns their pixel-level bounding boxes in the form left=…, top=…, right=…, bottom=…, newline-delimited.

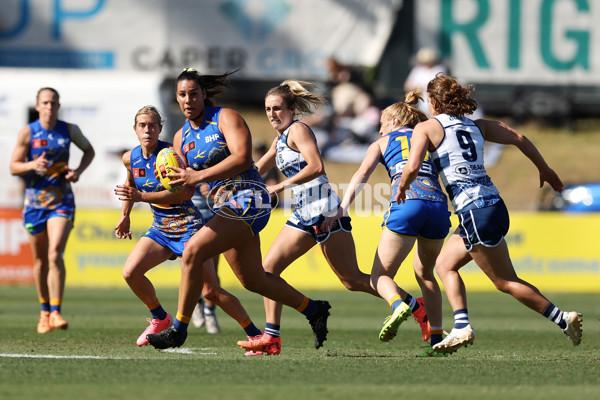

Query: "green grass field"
left=0, top=286, right=597, bottom=400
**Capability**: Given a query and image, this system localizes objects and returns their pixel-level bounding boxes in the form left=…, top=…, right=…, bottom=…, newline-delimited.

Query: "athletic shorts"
left=457, top=199, right=509, bottom=251
left=213, top=187, right=271, bottom=235
left=382, top=200, right=451, bottom=240
left=286, top=214, right=352, bottom=244
left=23, top=205, right=75, bottom=235
left=192, top=193, right=216, bottom=222
left=143, top=227, right=197, bottom=258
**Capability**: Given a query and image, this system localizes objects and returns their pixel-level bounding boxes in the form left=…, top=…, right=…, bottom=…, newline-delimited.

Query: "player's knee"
left=435, top=258, right=452, bottom=277
left=202, top=287, right=219, bottom=303
left=122, top=267, right=136, bottom=284
left=47, top=248, right=63, bottom=266
left=239, top=273, right=267, bottom=293
left=370, top=274, right=380, bottom=290
left=413, top=268, right=425, bottom=281
left=493, top=279, right=512, bottom=293
left=339, top=276, right=365, bottom=292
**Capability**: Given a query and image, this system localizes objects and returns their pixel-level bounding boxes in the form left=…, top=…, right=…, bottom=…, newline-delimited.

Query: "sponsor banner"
left=0, top=208, right=33, bottom=283
left=3, top=209, right=598, bottom=292
left=416, top=0, right=600, bottom=85
left=0, top=0, right=399, bottom=79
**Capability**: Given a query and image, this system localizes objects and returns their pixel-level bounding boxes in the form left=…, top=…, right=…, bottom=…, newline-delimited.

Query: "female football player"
left=145, top=69, right=331, bottom=351
left=399, top=74, right=582, bottom=353
left=114, top=105, right=263, bottom=346
left=9, top=87, right=95, bottom=334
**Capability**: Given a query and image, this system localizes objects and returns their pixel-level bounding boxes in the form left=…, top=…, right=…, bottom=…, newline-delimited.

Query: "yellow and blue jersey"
left=24, top=119, right=74, bottom=210
left=130, top=140, right=202, bottom=238
left=382, top=127, right=447, bottom=204
left=180, top=107, right=270, bottom=234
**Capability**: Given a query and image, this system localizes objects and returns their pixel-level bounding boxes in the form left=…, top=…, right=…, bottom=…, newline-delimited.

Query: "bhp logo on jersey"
left=205, top=134, right=219, bottom=143
left=209, top=180, right=273, bottom=221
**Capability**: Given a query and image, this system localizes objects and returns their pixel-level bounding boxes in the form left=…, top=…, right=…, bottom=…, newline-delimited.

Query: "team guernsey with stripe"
left=130, top=140, right=201, bottom=238
left=24, top=119, right=74, bottom=210
left=431, top=114, right=500, bottom=213
left=180, top=107, right=270, bottom=231
left=382, top=127, right=446, bottom=204
left=276, top=121, right=339, bottom=226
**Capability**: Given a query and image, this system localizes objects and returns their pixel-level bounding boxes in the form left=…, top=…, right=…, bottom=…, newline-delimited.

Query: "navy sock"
left=543, top=302, right=567, bottom=329
left=403, top=294, right=419, bottom=313
left=453, top=308, right=469, bottom=329
left=150, top=304, right=168, bottom=320
left=300, top=299, right=318, bottom=319
left=265, top=322, right=280, bottom=338
left=204, top=305, right=216, bottom=316
left=243, top=322, right=262, bottom=337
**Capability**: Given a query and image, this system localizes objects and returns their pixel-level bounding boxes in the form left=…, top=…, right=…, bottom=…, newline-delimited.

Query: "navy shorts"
left=382, top=200, right=451, bottom=240
left=286, top=215, right=352, bottom=244
left=457, top=199, right=509, bottom=251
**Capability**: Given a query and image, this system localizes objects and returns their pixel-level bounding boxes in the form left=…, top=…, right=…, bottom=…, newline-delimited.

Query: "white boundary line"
left=0, top=348, right=217, bottom=359
left=0, top=353, right=136, bottom=360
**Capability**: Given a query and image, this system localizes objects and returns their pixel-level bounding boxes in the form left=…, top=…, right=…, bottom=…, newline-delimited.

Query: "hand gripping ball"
left=155, top=148, right=184, bottom=193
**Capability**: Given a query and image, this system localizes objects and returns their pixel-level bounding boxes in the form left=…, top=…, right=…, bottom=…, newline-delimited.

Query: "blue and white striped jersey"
left=431, top=114, right=500, bottom=213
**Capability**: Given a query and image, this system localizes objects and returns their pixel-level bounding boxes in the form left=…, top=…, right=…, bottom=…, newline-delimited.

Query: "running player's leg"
left=201, top=255, right=220, bottom=333
left=371, top=229, right=417, bottom=341
left=412, top=237, right=444, bottom=344
left=432, top=231, right=474, bottom=353
left=435, top=230, right=472, bottom=315
left=262, top=226, right=315, bottom=325
left=122, top=236, right=174, bottom=346
left=223, top=225, right=330, bottom=349
left=470, top=239, right=582, bottom=344
left=371, top=228, right=415, bottom=300
left=320, top=230, right=379, bottom=297
left=122, top=236, right=172, bottom=305
left=27, top=228, right=51, bottom=333
left=45, top=216, right=72, bottom=329
left=150, top=214, right=329, bottom=349
left=201, top=256, right=262, bottom=338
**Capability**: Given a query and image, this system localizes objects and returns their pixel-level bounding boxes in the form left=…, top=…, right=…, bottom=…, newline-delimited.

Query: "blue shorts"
left=382, top=200, right=451, bottom=239
left=457, top=199, right=509, bottom=251
left=23, top=206, right=75, bottom=234
left=286, top=215, right=352, bottom=244
left=213, top=187, right=271, bottom=235
left=143, top=227, right=196, bottom=258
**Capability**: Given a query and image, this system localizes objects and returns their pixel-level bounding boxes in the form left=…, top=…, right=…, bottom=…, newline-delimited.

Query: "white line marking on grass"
left=163, top=347, right=218, bottom=355
left=0, top=353, right=136, bottom=360
left=0, top=348, right=218, bottom=359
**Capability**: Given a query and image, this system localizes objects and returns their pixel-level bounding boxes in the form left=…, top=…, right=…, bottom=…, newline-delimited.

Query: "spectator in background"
left=404, top=49, right=505, bottom=166
left=9, top=87, right=95, bottom=334
left=404, top=47, right=449, bottom=116
left=321, top=57, right=381, bottom=162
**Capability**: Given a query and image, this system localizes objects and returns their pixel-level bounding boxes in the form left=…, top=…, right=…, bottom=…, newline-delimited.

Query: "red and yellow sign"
left=0, top=208, right=33, bottom=283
